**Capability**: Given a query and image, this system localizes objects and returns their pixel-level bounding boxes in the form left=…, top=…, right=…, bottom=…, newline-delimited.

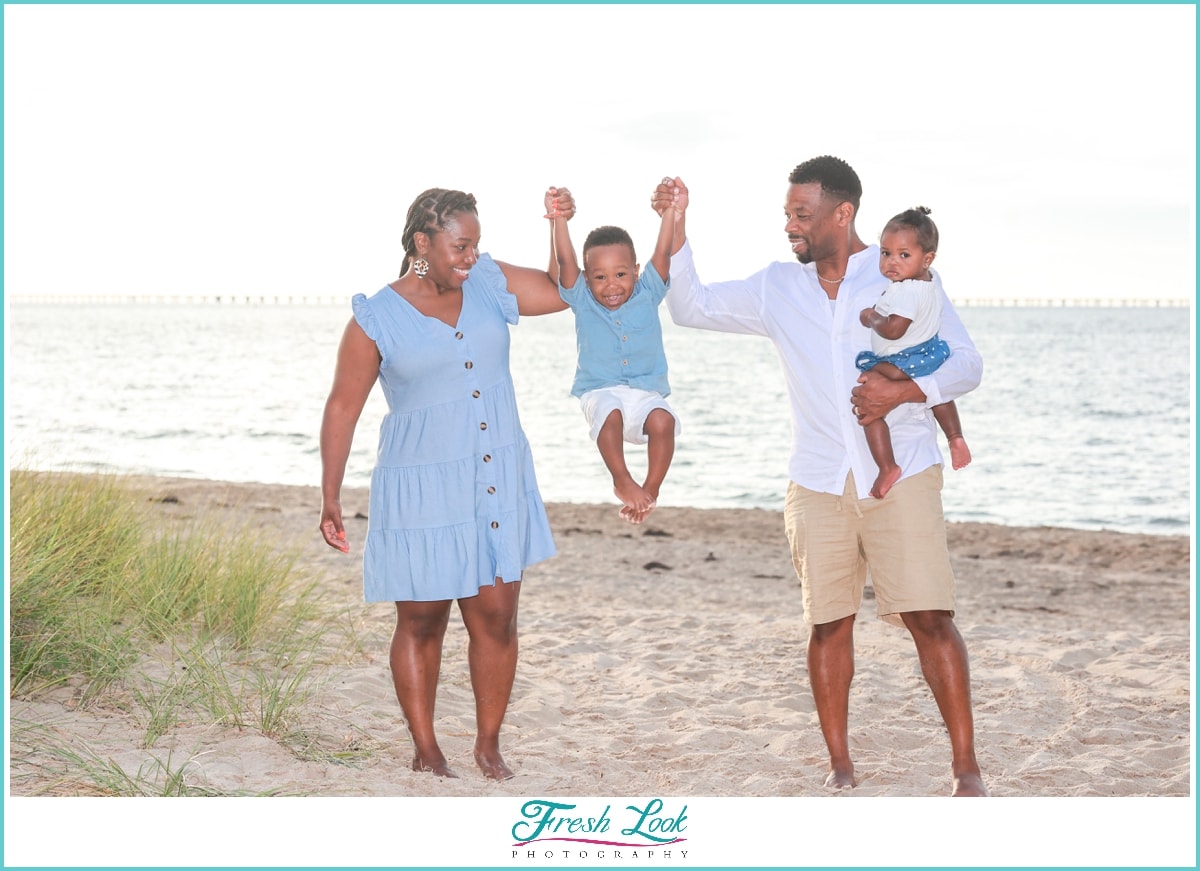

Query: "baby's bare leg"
left=932, top=402, right=971, bottom=469
left=864, top=418, right=902, bottom=499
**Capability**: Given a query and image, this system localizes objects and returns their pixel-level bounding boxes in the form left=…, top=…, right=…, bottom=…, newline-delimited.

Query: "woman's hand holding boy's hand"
left=544, top=186, right=576, bottom=220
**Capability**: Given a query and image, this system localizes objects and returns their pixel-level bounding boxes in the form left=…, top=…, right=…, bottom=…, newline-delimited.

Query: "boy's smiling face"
left=583, top=243, right=638, bottom=310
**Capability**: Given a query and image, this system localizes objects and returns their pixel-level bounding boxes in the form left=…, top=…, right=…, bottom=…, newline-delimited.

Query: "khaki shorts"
left=784, top=466, right=955, bottom=628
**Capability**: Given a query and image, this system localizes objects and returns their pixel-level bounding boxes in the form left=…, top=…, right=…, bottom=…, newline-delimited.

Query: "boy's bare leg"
left=596, top=410, right=653, bottom=522
left=807, top=615, right=858, bottom=789
left=391, top=601, right=458, bottom=777
left=633, top=408, right=676, bottom=523
left=460, top=579, right=521, bottom=780
left=932, top=401, right=972, bottom=470
left=899, top=610, right=988, bottom=797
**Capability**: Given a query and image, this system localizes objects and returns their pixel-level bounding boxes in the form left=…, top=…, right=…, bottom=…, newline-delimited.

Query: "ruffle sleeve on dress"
left=473, top=253, right=519, bottom=326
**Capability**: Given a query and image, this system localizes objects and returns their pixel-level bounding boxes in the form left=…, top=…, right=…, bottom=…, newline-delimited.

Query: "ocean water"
left=3, top=301, right=1193, bottom=537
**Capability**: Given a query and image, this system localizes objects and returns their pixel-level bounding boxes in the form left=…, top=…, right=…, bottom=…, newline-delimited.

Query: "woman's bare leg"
left=391, top=600, right=456, bottom=776
left=459, top=579, right=522, bottom=780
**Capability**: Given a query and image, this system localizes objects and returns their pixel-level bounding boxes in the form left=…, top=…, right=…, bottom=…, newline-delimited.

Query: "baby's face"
left=583, top=243, right=638, bottom=310
left=879, top=228, right=934, bottom=282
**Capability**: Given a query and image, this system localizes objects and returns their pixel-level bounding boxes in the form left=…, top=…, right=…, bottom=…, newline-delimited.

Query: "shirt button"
left=465, top=361, right=473, bottom=369
left=472, top=390, right=481, bottom=398
left=622, top=335, right=628, bottom=341
left=490, top=521, right=499, bottom=529
left=622, top=360, right=628, bottom=366
left=480, top=422, right=487, bottom=430
left=455, top=331, right=464, bottom=340
left=483, top=454, right=492, bottom=463
left=487, top=486, right=496, bottom=494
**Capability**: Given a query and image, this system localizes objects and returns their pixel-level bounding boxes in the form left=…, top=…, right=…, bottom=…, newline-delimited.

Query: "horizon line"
left=5, top=295, right=1193, bottom=308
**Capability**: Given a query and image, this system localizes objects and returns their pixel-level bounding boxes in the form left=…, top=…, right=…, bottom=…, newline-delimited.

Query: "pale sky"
left=3, top=4, right=1196, bottom=303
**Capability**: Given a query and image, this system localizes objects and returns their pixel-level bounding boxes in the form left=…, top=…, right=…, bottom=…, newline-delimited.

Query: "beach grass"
left=8, top=469, right=347, bottom=791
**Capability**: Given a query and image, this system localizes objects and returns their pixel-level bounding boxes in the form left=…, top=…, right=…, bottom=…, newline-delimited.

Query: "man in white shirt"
left=653, top=157, right=987, bottom=796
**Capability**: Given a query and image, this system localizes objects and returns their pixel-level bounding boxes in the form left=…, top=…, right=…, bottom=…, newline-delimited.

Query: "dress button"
left=487, top=486, right=496, bottom=494
left=483, top=454, right=492, bottom=462
left=455, top=331, right=464, bottom=340
left=490, top=521, right=499, bottom=529
left=465, top=361, right=473, bottom=369
left=472, top=390, right=480, bottom=398
left=480, top=422, right=487, bottom=430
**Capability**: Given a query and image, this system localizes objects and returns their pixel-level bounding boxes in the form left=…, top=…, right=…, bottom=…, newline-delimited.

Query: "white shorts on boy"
left=579, top=385, right=680, bottom=445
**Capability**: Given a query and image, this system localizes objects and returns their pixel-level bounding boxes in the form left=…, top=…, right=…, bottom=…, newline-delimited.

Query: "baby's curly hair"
left=883, top=206, right=939, bottom=253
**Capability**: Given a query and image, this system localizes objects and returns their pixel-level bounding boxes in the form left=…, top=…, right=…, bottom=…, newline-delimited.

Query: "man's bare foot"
left=474, top=746, right=515, bottom=781
left=412, top=752, right=458, bottom=778
left=951, top=772, right=989, bottom=796
left=949, top=436, right=972, bottom=470
left=823, top=764, right=857, bottom=790
left=871, top=464, right=902, bottom=499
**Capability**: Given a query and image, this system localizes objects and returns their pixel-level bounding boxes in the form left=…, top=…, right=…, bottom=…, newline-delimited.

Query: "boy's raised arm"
left=545, top=186, right=580, bottom=289
left=650, top=175, right=688, bottom=282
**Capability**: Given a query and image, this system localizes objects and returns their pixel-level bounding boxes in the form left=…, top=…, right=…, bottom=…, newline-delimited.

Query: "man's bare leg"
left=807, top=614, right=858, bottom=789
left=900, top=609, right=988, bottom=796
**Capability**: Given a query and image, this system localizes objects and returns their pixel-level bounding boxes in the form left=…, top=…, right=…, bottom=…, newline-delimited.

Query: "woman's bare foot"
left=824, top=764, right=857, bottom=790
left=948, top=436, right=972, bottom=470
left=412, top=752, right=458, bottom=778
left=871, top=464, right=902, bottom=499
left=474, top=745, right=515, bottom=781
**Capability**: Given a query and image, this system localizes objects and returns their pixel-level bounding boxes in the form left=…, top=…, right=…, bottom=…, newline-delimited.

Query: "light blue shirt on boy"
left=560, top=265, right=671, bottom=398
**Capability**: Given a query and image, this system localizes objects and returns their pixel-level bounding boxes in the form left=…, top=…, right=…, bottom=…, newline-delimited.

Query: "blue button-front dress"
left=351, top=254, right=556, bottom=602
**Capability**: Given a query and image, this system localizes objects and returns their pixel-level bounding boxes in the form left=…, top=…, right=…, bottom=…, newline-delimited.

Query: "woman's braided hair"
left=400, top=188, right=479, bottom=274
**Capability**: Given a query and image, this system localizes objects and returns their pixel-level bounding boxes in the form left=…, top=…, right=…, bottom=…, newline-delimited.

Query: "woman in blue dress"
left=319, top=188, right=568, bottom=780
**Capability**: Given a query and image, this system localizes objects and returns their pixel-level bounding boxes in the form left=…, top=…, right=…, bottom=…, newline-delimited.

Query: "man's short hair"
left=788, top=156, right=862, bottom=213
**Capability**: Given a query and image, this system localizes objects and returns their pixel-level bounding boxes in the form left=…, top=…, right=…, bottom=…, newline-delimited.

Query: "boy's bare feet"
left=871, top=464, right=902, bottom=499
left=948, top=436, right=972, bottom=470
left=614, top=479, right=654, bottom=523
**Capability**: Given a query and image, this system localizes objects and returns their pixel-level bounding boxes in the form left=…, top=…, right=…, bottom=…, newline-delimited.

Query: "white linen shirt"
left=667, top=240, right=982, bottom=500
